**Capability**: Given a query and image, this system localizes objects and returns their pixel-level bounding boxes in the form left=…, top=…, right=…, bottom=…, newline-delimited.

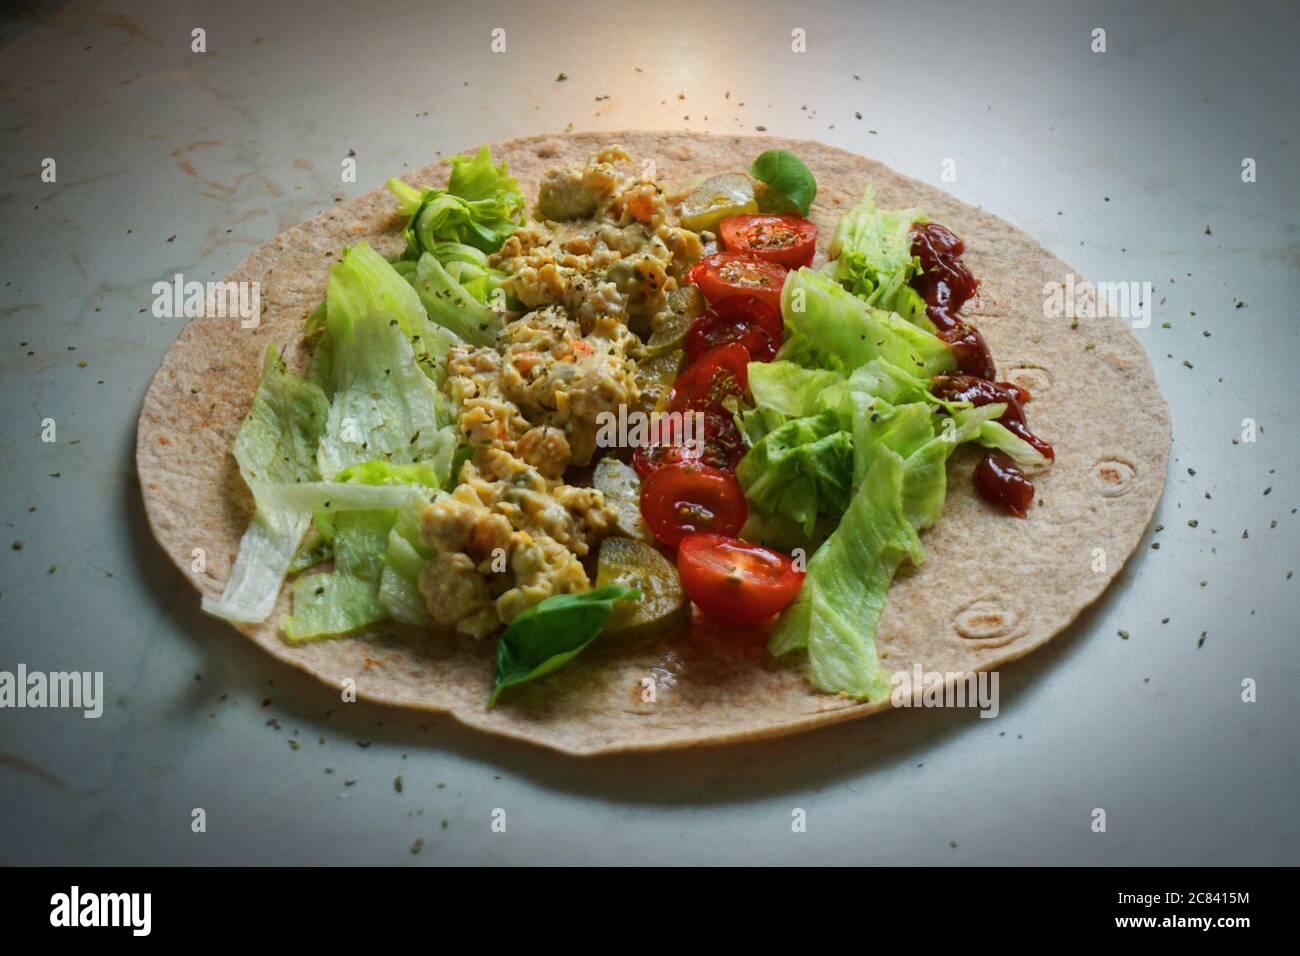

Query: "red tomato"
left=685, top=252, right=788, bottom=311
left=640, top=463, right=748, bottom=547
left=677, top=533, right=805, bottom=625
left=719, top=214, right=817, bottom=269
left=665, top=342, right=750, bottom=414
left=684, top=295, right=783, bottom=364
left=632, top=412, right=746, bottom=478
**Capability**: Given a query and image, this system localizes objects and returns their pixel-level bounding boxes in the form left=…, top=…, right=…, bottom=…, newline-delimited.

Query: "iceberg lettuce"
left=780, top=268, right=955, bottom=379
left=387, top=146, right=524, bottom=257
left=826, top=185, right=928, bottom=325
left=202, top=347, right=329, bottom=623
left=769, top=449, right=921, bottom=700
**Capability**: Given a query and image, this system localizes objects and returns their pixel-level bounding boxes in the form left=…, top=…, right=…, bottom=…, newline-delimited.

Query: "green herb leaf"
left=489, top=584, right=642, bottom=707
left=749, top=149, right=817, bottom=216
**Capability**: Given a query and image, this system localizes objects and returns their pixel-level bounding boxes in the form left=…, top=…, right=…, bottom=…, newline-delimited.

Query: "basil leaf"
left=488, top=584, right=642, bottom=707
left=749, top=149, right=817, bottom=217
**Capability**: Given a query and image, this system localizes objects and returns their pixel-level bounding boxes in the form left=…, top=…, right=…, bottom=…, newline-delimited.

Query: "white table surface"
left=0, top=0, right=1296, bottom=865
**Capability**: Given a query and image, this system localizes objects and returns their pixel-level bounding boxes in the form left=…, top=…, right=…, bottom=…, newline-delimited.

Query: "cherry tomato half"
left=685, top=252, right=789, bottom=311
left=665, top=342, right=751, bottom=414
left=677, top=533, right=805, bottom=625
left=640, top=463, right=748, bottom=547
left=719, top=214, right=817, bottom=269
left=684, top=295, right=783, bottom=364
left=632, top=411, right=746, bottom=478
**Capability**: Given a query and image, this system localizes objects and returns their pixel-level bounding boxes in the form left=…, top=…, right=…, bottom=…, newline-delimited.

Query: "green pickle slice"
left=679, top=172, right=758, bottom=234
left=595, top=537, right=690, bottom=642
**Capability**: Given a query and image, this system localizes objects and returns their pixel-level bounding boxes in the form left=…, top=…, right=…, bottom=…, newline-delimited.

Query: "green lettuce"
left=202, top=347, right=329, bottom=623
left=779, top=268, right=955, bottom=379
left=769, top=449, right=921, bottom=701
left=737, top=411, right=853, bottom=540
left=281, top=465, right=441, bottom=642
left=282, top=509, right=393, bottom=642
left=314, top=246, right=456, bottom=485
left=978, top=420, right=1050, bottom=467
left=406, top=252, right=503, bottom=347
left=310, top=241, right=455, bottom=389
left=387, top=146, right=524, bottom=257
left=377, top=490, right=438, bottom=626
left=826, top=185, right=928, bottom=323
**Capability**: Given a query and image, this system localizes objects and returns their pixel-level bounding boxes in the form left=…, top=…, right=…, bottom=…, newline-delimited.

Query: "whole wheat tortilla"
left=137, top=131, right=1170, bottom=755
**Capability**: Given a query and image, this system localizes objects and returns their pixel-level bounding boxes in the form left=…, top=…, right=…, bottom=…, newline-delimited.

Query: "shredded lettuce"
left=978, top=420, right=1050, bottom=467
left=281, top=467, right=440, bottom=642
left=779, top=268, right=955, bottom=378
left=826, top=185, right=928, bottom=323
left=747, top=360, right=846, bottom=419
left=737, top=411, right=853, bottom=540
left=210, top=245, right=457, bottom=633
left=377, top=490, right=438, bottom=626
left=202, top=347, right=329, bottom=623
left=310, top=241, right=454, bottom=388
left=282, top=509, right=393, bottom=642
left=769, top=449, right=921, bottom=700
left=386, top=146, right=524, bottom=257
left=314, top=247, right=456, bottom=484
left=406, top=252, right=503, bottom=347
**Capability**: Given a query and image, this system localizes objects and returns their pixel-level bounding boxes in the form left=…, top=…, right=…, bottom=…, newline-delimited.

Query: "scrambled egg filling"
left=417, top=147, right=703, bottom=637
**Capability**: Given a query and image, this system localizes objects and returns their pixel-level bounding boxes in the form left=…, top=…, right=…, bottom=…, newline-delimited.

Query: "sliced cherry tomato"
left=640, top=463, right=748, bottom=547
left=665, top=342, right=750, bottom=413
left=632, top=412, right=746, bottom=478
left=684, top=295, right=783, bottom=364
left=685, top=252, right=788, bottom=311
left=677, top=533, right=805, bottom=625
left=719, top=214, right=817, bottom=269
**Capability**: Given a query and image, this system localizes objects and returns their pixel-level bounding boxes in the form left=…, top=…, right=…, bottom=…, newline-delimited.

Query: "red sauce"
left=910, top=223, right=994, bottom=379
left=912, top=223, right=1052, bottom=516
left=973, top=452, right=1034, bottom=518
left=931, top=374, right=1055, bottom=463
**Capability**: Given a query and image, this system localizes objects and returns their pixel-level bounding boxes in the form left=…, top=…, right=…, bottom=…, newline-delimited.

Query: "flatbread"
left=137, top=132, right=1170, bottom=755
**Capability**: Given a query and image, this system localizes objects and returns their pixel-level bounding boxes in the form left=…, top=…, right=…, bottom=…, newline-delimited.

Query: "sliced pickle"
left=679, top=172, right=758, bottom=234
left=665, top=173, right=706, bottom=204
left=634, top=349, right=683, bottom=417
left=593, top=457, right=652, bottom=543
left=644, top=285, right=705, bottom=357
left=596, top=537, right=690, bottom=641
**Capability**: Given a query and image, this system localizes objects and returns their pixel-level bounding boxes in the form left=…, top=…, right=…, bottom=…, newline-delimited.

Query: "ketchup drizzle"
left=911, top=222, right=1053, bottom=517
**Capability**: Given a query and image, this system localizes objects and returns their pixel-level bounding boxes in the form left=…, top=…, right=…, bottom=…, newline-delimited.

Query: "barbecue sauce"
left=911, top=223, right=1053, bottom=516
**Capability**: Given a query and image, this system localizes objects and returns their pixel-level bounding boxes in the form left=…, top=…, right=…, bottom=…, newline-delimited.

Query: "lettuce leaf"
left=406, top=252, right=503, bottom=347
left=769, top=448, right=921, bottom=700
left=281, top=469, right=440, bottom=642
left=747, top=360, right=846, bottom=420
left=314, top=249, right=454, bottom=483
left=202, top=347, right=329, bottom=623
left=780, top=268, right=956, bottom=378
left=377, top=490, right=438, bottom=626
left=282, top=509, right=393, bottom=642
left=737, top=411, right=853, bottom=539
left=310, top=241, right=455, bottom=389
left=386, top=146, right=524, bottom=257
left=827, top=185, right=928, bottom=323
left=978, top=420, right=1050, bottom=467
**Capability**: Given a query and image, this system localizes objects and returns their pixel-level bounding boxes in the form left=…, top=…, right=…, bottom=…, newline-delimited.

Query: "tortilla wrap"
left=137, top=131, right=1170, bottom=755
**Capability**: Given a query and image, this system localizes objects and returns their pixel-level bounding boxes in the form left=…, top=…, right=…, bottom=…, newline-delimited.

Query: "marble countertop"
left=0, top=0, right=1296, bottom=864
